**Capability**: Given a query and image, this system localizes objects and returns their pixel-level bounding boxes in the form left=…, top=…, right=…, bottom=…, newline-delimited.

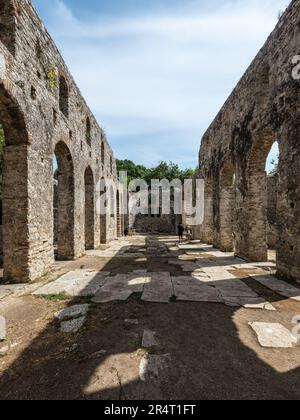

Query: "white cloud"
left=38, top=0, right=290, bottom=167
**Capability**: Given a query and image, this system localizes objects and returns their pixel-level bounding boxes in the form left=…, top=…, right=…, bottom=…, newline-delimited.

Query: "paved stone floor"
left=1, top=235, right=300, bottom=400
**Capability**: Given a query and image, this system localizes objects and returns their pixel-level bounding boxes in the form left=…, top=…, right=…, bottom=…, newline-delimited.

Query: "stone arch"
left=0, top=0, right=17, bottom=55
left=100, top=177, right=107, bottom=244
left=84, top=166, right=95, bottom=250
left=217, top=159, right=236, bottom=252
left=236, top=131, right=279, bottom=262
left=0, top=82, right=30, bottom=282
left=59, top=75, right=69, bottom=119
left=53, top=141, right=75, bottom=260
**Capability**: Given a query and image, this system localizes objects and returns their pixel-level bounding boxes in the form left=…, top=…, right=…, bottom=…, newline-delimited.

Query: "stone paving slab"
left=33, top=270, right=110, bottom=297
left=225, top=297, right=276, bottom=311
left=139, top=354, right=171, bottom=382
left=172, top=276, right=205, bottom=286
left=250, top=275, right=300, bottom=302
left=92, top=289, right=133, bottom=303
left=102, top=274, right=151, bottom=293
left=200, top=267, right=237, bottom=282
left=174, top=284, right=223, bottom=303
left=214, top=279, right=259, bottom=298
left=142, top=330, right=158, bottom=348
left=142, top=273, right=174, bottom=303
left=249, top=322, right=295, bottom=348
left=0, top=284, right=28, bottom=300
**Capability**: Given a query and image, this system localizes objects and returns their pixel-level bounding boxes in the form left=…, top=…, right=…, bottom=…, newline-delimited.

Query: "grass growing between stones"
left=40, top=292, right=70, bottom=302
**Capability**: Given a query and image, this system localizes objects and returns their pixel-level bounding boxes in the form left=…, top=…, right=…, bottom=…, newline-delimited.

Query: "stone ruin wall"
left=0, top=0, right=122, bottom=282
left=267, top=175, right=278, bottom=249
left=196, top=0, right=300, bottom=282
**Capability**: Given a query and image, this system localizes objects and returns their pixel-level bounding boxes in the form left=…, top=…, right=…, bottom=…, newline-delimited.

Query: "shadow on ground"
left=0, top=236, right=300, bottom=400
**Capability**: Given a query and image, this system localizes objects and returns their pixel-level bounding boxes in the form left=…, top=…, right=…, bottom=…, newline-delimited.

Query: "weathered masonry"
left=195, top=0, right=300, bottom=282
left=0, top=0, right=124, bottom=283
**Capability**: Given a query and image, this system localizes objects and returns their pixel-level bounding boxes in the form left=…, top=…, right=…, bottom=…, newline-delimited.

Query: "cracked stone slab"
left=61, top=316, right=86, bottom=333
left=142, top=273, right=174, bottom=303
left=139, top=354, right=171, bottom=381
left=92, top=289, right=133, bottom=303
left=142, top=330, right=158, bottom=348
left=200, top=268, right=238, bottom=283
left=0, top=316, right=6, bottom=341
left=102, top=274, right=151, bottom=294
left=249, top=322, right=294, bottom=348
left=174, top=284, right=223, bottom=303
left=33, top=270, right=110, bottom=297
left=250, top=275, right=300, bottom=302
left=54, top=304, right=90, bottom=322
left=224, top=297, right=276, bottom=310
left=214, top=279, right=258, bottom=299
left=172, top=276, right=205, bottom=286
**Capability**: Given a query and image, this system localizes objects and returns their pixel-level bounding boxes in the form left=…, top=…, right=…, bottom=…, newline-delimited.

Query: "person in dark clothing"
left=178, top=223, right=185, bottom=242
left=124, top=227, right=129, bottom=237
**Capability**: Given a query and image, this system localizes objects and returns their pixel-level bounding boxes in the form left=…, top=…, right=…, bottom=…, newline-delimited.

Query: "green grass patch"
left=40, top=292, right=70, bottom=302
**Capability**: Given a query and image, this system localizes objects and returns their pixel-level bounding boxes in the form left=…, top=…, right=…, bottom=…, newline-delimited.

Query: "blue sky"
left=33, top=0, right=286, bottom=170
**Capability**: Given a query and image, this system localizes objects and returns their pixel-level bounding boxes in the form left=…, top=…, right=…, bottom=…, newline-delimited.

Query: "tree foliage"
left=268, top=155, right=279, bottom=177
left=117, top=159, right=196, bottom=185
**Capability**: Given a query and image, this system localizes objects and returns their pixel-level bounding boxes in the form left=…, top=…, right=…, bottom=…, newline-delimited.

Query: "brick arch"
left=53, top=141, right=75, bottom=260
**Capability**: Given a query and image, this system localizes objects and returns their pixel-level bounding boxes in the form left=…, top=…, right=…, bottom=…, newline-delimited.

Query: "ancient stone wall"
left=196, top=0, right=300, bottom=282
left=0, top=0, right=123, bottom=282
left=267, top=175, right=278, bottom=249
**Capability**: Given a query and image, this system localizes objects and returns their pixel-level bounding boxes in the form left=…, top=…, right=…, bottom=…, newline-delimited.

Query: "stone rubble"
left=139, top=354, right=171, bottom=382
left=142, top=330, right=159, bottom=349
left=249, top=322, right=295, bottom=349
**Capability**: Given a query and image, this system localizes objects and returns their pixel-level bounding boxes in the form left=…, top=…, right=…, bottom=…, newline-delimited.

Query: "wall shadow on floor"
left=0, top=236, right=300, bottom=400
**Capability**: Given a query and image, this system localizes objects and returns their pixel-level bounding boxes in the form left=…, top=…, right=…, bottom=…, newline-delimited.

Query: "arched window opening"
left=86, top=117, right=91, bottom=147
left=101, top=141, right=105, bottom=166
left=53, top=142, right=75, bottom=260
left=0, top=85, right=30, bottom=282
left=240, top=137, right=281, bottom=265
left=0, top=0, right=17, bottom=55
left=266, top=141, right=279, bottom=262
left=59, top=75, right=69, bottom=118
left=110, top=155, right=113, bottom=174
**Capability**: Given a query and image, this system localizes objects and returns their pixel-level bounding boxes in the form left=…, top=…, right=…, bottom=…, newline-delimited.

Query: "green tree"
left=268, top=155, right=279, bottom=177
left=117, top=159, right=196, bottom=185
